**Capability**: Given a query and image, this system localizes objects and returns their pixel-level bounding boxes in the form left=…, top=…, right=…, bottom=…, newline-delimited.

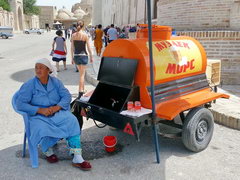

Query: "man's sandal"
left=46, top=154, right=59, bottom=163
left=72, top=161, right=92, bottom=171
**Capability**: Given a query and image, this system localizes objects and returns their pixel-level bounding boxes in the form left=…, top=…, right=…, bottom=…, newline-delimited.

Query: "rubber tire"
left=182, top=107, right=214, bottom=152
left=25, top=31, right=29, bottom=34
left=37, top=32, right=41, bottom=35
left=2, top=35, right=7, bottom=39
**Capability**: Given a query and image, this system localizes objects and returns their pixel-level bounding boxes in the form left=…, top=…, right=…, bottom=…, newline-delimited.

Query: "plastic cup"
left=127, top=101, right=134, bottom=111
left=134, top=101, right=141, bottom=111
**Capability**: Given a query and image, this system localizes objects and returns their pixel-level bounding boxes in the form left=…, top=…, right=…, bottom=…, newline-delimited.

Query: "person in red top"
left=52, top=30, right=67, bottom=72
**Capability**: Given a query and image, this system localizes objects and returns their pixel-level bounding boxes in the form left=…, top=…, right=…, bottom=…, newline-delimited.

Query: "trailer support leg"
left=152, top=123, right=160, bottom=163
left=146, top=0, right=160, bottom=164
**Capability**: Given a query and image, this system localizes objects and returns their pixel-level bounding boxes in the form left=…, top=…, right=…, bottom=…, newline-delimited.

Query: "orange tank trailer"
left=103, top=25, right=229, bottom=121
left=77, top=25, right=230, bottom=152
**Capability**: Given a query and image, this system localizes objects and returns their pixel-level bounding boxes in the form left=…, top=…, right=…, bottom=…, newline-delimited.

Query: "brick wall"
left=230, top=1, right=240, bottom=30
left=157, top=0, right=238, bottom=30
left=178, top=31, right=240, bottom=85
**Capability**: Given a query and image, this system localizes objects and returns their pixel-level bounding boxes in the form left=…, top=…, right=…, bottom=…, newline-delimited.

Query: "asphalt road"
left=0, top=32, right=239, bottom=180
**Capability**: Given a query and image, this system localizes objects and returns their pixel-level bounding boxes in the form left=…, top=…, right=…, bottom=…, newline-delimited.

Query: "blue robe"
left=16, top=76, right=80, bottom=152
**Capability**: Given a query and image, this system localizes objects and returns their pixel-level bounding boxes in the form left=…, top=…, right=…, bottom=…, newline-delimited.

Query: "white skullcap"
left=35, top=58, right=57, bottom=77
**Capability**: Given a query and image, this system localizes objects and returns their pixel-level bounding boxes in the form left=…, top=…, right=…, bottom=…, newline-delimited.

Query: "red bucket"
left=103, top=136, right=117, bottom=152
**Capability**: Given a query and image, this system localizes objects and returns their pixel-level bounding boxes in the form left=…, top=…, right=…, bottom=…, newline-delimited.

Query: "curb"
left=85, top=65, right=98, bottom=87
left=85, top=72, right=98, bottom=87
left=85, top=70, right=240, bottom=131
left=210, top=109, right=240, bottom=130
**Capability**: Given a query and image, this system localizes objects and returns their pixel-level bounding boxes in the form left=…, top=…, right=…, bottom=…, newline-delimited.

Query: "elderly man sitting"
left=15, top=58, right=91, bottom=170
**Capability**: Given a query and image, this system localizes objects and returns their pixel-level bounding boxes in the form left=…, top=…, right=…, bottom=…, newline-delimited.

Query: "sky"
left=36, top=0, right=82, bottom=10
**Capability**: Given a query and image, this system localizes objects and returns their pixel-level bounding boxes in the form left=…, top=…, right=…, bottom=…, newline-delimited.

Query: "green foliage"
left=23, top=0, right=40, bottom=15
left=0, top=0, right=11, bottom=11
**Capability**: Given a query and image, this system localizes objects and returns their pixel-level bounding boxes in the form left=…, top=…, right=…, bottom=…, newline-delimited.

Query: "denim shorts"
left=74, top=55, right=88, bottom=65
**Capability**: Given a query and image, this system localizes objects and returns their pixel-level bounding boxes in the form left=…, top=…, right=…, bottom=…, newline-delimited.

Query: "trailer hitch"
left=85, top=106, right=92, bottom=120
left=85, top=106, right=107, bottom=128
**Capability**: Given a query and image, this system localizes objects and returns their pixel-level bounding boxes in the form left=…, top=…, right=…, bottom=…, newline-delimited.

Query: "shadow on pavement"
left=0, top=124, right=195, bottom=179
left=10, top=65, right=80, bottom=86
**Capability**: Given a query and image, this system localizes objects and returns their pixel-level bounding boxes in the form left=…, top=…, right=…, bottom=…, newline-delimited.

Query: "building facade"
left=92, top=0, right=102, bottom=25
left=38, top=6, right=56, bottom=29
left=24, top=14, right=39, bottom=29
left=8, top=0, right=25, bottom=31
left=37, top=1, right=93, bottom=30
left=54, top=1, right=92, bottom=29
left=92, top=0, right=240, bottom=85
left=0, top=7, right=14, bottom=27
left=73, top=0, right=92, bottom=16
left=92, top=0, right=157, bottom=27
left=93, top=0, right=240, bottom=30
left=1, top=0, right=39, bottom=31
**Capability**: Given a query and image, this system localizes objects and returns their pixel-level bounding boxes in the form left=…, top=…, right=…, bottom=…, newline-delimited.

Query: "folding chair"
left=12, top=91, right=39, bottom=168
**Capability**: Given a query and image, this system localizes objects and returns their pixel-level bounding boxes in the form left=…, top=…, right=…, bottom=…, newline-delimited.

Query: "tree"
left=0, top=0, right=11, bottom=11
left=23, top=0, right=40, bottom=15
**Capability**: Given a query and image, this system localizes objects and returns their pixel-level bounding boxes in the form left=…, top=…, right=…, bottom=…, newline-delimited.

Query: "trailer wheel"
left=182, top=107, right=214, bottom=152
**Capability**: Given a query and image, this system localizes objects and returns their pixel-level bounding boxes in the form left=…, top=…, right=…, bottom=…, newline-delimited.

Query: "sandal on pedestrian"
left=46, top=154, right=59, bottom=163
left=72, top=161, right=92, bottom=171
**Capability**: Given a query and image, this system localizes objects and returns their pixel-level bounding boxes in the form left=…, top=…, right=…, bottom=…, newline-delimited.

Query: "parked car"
left=23, top=28, right=44, bottom=34
left=0, top=26, right=13, bottom=39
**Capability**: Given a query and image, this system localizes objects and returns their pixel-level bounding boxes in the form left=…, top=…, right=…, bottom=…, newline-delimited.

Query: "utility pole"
left=144, top=0, right=147, bottom=24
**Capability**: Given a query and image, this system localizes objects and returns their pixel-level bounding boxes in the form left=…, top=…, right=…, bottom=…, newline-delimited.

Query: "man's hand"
left=37, top=108, right=53, bottom=116
left=37, top=106, right=61, bottom=116
left=49, top=105, right=61, bottom=114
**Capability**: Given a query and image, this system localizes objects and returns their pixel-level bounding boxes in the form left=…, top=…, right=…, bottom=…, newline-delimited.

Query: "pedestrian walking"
left=107, top=24, right=118, bottom=43
left=52, top=30, right=67, bottom=72
left=64, top=28, right=68, bottom=39
left=124, top=25, right=130, bottom=38
left=71, top=21, right=93, bottom=99
left=103, top=26, right=109, bottom=47
left=119, top=29, right=126, bottom=39
left=94, top=24, right=104, bottom=56
left=67, top=28, right=71, bottom=39
left=89, top=26, right=96, bottom=41
left=70, top=24, right=79, bottom=72
left=71, top=24, right=77, bottom=37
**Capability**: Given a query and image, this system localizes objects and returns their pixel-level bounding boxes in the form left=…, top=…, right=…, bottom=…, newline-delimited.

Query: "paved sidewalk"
left=86, top=41, right=240, bottom=130
left=1, top=32, right=240, bottom=179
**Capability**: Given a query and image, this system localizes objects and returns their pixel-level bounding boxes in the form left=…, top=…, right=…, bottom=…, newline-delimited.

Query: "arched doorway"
left=18, top=7, right=23, bottom=30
